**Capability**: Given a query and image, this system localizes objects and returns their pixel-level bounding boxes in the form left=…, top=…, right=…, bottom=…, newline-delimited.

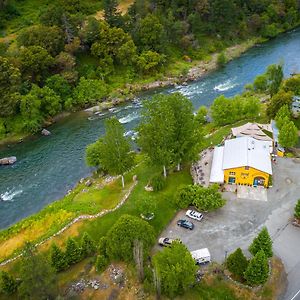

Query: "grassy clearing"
left=2, top=0, right=102, bottom=36
left=78, top=161, right=192, bottom=242
left=0, top=174, right=130, bottom=262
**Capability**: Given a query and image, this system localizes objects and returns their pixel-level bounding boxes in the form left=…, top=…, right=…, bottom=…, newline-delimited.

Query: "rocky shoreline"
left=85, top=38, right=259, bottom=113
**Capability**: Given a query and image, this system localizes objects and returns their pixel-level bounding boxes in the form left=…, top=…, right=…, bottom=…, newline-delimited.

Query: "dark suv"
left=177, top=219, right=194, bottom=230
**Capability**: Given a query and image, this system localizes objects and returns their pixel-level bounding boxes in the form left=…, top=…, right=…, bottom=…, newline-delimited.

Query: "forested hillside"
left=0, top=0, right=299, bottom=139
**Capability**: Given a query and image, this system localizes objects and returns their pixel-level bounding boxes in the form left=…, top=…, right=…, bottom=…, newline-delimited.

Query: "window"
left=229, top=172, right=236, bottom=175
left=245, top=166, right=249, bottom=170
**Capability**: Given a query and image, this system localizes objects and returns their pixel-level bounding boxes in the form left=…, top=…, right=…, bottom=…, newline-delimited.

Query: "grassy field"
left=0, top=173, right=131, bottom=262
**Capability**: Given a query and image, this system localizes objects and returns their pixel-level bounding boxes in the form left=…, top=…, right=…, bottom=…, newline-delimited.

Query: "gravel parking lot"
left=156, top=157, right=300, bottom=300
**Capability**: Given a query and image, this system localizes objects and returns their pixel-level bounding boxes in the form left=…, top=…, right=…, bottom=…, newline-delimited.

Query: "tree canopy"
left=105, top=214, right=155, bottom=262
left=138, top=93, right=201, bottom=176
left=86, top=117, right=134, bottom=187
left=278, top=120, right=298, bottom=148
left=249, top=227, right=273, bottom=258
left=153, top=242, right=197, bottom=298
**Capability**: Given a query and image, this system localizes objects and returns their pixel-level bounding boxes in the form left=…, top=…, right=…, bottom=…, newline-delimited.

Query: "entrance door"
left=228, top=177, right=236, bottom=184
left=253, top=177, right=265, bottom=187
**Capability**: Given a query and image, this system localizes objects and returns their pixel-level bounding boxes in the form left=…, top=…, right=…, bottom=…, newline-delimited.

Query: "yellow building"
left=210, top=137, right=272, bottom=188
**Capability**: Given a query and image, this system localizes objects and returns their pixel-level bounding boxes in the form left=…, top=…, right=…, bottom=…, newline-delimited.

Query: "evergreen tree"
left=103, top=0, right=122, bottom=27
left=278, top=121, right=298, bottom=148
left=18, top=242, right=58, bottom=299
left=98, top=236, right=108, bottom=257
left=0, top=271, right=18, bottom=295
left=226, top=248, right=248, bottom=278
left=95, top=254, right=109, bottom=273
left=81, top=232, right=97, bottom=257
left=249, top=227, right=273, bottom=258
left=266, top=64, right=284, bottom=96
left=50, top=243, right=68, bottom=272
left=65, top=237, right=82, bottom=265
left=275, top=104, right=292, bottom=130
left=244, top=250, right=269, bottom=286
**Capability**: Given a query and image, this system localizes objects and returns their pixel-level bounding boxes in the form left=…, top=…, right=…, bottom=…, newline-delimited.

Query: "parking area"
left=156, top=157, right=300, bottom=299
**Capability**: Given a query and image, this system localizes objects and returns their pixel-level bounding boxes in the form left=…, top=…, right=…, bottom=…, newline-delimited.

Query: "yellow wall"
left=224, top=166, right=270, bottom=187
left=277, top=150, right=284, bottom=157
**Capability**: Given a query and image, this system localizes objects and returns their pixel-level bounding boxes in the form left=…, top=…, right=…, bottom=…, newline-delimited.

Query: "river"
left=1, top=29, right=300, bottom=229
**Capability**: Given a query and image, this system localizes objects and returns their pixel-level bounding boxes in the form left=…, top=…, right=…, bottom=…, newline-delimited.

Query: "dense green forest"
left=0, top=0, right=299, bottom=138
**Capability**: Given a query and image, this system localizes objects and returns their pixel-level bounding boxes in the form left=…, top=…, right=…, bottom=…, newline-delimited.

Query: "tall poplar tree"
left=86, top=117, right=134, bottom=188
left=138, top=93, right=201, bottom=177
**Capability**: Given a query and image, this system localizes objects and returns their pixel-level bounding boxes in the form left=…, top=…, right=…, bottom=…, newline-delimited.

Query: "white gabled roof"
left=223, top=137, right=272, bottom=175
left=209, top=146, right=224, bottom=183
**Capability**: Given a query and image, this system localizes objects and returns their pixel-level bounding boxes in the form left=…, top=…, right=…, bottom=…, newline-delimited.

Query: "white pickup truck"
left=191, top=248, right=211, bottom=264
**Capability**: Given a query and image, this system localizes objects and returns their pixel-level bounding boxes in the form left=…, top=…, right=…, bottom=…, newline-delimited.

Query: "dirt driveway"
left=156, top=157, right=300, bottom=299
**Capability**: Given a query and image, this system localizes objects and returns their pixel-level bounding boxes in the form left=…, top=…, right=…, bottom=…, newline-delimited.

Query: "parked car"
left=177, top=219, right=194, bottom=230
left=186, top=209, right=203, bottom=221
left=158, top=237, right=181, bottom=247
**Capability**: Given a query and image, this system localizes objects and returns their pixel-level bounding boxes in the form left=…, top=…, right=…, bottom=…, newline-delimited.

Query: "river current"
left=1, top=29, right=300, bottom=229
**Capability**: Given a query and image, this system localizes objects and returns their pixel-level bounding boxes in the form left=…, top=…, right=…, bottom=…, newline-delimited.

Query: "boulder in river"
left=0, top=156, right=17, bottom=165
left=41, top=129, right=51, bottom=136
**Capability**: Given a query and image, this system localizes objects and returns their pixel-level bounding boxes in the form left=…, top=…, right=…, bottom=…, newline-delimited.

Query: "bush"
left=226, top=248, right=248, bottom=279
left=294, top=200, right=300, bottom=219
left=95, top=255, right=109, bottom=273
left=0, top=271, right=18, bottom=295
left=175, top=184, right=226, bottom=211
left=217, top=52, right=227, bottom=67
left=150, top=174, right=166, bottom=192
left=174, top=185, right=193, bottom=208
left=137, top=195, right=156, bottom=217
left=249, top=227, right=273, bottom=258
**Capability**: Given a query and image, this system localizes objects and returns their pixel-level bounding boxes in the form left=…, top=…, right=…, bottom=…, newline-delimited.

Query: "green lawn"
left=80, top=161, right=192, bottom=242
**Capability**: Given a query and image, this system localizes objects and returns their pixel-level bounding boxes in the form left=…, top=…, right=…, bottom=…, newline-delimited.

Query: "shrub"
left=249, top=227, right=273, bottom=258
left=150, top=174, right=166, bottom=192
left=95, top=255, right=109, bottom=273
left=137, top=195, right=156, bottom=217
left=294, top=200, right=300, bottom=219
left=226, top=248, right=248, bottom=279
left=175, top=184, right=225, bottom=211
left=217, top=52, right=227, bottom=67
left=244, top=250, right=269, bottom=286
left=174, top=185, right=193, bottom=208
left=0, top=271, right=18, bottom=295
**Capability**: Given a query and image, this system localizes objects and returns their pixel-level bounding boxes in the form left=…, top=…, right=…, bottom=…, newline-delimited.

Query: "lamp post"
left=224, top=250, right=228, bottom=261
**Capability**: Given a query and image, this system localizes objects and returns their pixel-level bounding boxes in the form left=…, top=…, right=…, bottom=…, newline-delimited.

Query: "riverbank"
left=0, top=110, right=270, bottom=265
left=0, top=37, right=262, bottom=146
